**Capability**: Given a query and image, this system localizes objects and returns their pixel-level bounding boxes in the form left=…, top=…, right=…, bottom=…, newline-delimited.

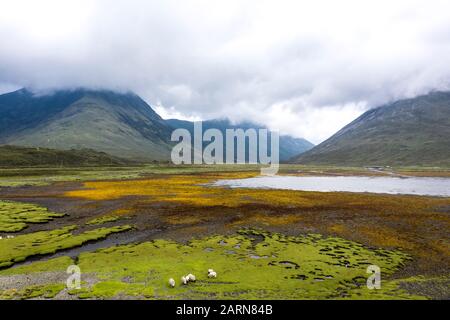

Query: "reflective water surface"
left=214, top=175, right=450, bottom=197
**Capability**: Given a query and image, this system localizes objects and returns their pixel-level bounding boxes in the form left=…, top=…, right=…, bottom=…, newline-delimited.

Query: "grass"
left=0, top=229, right=423, bottom=300
left=0, top=256, right=74, bottom=276
left=1, top=164, right=449, bottom=187
left=0, top=165, right=448, bottom=299
left=0, top=145, right=131, bottom=167
left=0, top=167, right=149, bottom=187
left=86, top=215, right=121, bottom=225
left=0, top=200, right=65, bottom=232
left=0, top=164, right=259, bottom=187
left=0, top=283, right=66, bottom=300
left=0, top=225, right=132, bottom=268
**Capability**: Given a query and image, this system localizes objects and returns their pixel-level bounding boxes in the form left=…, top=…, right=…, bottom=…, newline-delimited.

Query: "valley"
left=1, top=0, right=449, bottom=306
left=0, top=164, right=448, bottom=299
left=0, top=88, right=449, bottom=300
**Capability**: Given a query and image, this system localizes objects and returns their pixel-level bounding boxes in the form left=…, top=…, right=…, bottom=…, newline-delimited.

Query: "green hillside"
left=292, top=91, right=450, bottom=167
left=0, top=89, right=173, bottom=161
left=0, top=145, right=132, bottom=167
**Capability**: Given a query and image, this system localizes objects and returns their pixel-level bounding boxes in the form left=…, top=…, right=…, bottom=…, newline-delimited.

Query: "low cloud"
left=1, top=0, right=450, bottom=143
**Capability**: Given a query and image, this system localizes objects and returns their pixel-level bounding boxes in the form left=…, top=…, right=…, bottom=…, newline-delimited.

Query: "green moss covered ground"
left=0, top=225, right=132, bottom=268
left=1, top=167, right=447, bottom=300
left=0, top=165, right=261, bottom=187
left=0, top=256, right=74, bottom=276
left=1, top=164, right=447, bottom=187
left=0, top=229, right=425, bottom=299
left=86, top=215, right=121, bottom=225
left=0, top=200, right=65, bottom=232
left=0, top=283, right=66, bottom=300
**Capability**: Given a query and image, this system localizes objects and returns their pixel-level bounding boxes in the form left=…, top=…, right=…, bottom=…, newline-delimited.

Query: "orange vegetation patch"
left=63, top=172, right=450, bottom=276
left=65, top=172, right=449, bottom=216
left=111, top=208, right=134, bottom=216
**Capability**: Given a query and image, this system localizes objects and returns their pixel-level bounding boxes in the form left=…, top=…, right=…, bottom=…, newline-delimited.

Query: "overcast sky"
left=1, top=0, right=450, bottom=143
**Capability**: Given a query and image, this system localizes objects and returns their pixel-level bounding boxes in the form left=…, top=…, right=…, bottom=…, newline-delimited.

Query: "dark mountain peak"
left=1, top=87, right=163, bottom=121
left=0, top=88, right=172, bottom=160
left=13, top=87, right=32, bottom=95
left=0, top=88, right=314, bottom=162
left=292, top=90, right=450, bottom=166
left=12, top=87, right=145, bottom=104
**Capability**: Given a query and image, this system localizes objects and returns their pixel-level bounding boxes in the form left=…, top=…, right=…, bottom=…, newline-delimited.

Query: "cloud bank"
left=1, top=0, right=450, bottom=143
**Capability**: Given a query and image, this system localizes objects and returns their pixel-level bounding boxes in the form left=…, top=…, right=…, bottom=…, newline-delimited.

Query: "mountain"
left=291, top=91, right=450, bottom=167
left=0, top=88, right=173, bottom=161
left=166, top=118, right=314, bottom=162
left=0, top=145, right=132, bottom=167
left=0, top=88, right=313, bottom=163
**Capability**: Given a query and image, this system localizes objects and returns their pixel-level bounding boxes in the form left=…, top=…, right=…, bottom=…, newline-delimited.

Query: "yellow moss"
left=111, top=208, right=134, bottom=216
left=327, top=224, right=346, bottom=234
left=65, top=172, right=448, bottom=216
left=63, top=172, right=450, bottom=275
left=229, top=213, right=303, bottom=227
left=358, top=226, right=414, bottom=249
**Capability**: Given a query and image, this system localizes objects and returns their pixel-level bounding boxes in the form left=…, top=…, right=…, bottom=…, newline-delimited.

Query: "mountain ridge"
left=0, top=88, right=173, bottom=161
left=166, top=118, right=314, bottom=162
left=291, top=91, right=450, bottom=166
left=0, top=88, right=313, bottom=162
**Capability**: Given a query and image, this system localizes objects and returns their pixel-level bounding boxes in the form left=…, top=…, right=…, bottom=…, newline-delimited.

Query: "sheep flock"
left=168, top=269, right=217, bottom=288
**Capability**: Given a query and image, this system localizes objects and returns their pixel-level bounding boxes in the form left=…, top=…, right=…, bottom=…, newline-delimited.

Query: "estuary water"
left=214, top=175, right=450, bottom=197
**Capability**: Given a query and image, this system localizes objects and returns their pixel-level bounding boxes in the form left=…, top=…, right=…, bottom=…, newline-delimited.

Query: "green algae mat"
left=0, top=225, right=132, bottom=268
left=0, top=200, right=65, bottom=232
left=0, top=229, right=425, bottom=299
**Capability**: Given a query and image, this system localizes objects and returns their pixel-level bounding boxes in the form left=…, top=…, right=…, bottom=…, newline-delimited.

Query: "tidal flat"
left=0, top=165, right=448, bottom=299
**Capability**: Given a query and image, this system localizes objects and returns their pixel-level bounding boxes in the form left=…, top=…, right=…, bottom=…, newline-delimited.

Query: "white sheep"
left=207, top=268, right=217, bottom=277
left=187, top=274, right=196, bottom=282
left=168, top=278, right=176, bottom=288
left=6, top=235, right=14, bottom=239
left=181, top=276, right=188, bottom=285
left=208, top=271, right=217, bottom=278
